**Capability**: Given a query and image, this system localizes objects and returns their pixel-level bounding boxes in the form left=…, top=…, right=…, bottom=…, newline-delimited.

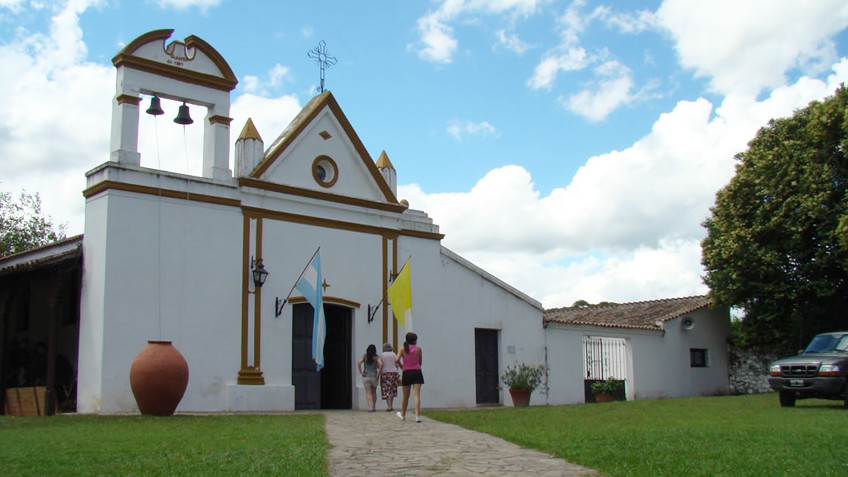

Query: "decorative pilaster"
left=237, top=215, right=265, bottom=385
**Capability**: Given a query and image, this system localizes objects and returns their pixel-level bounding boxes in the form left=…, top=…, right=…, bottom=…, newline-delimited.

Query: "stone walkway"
left=324, top=410, right=600, bottom=476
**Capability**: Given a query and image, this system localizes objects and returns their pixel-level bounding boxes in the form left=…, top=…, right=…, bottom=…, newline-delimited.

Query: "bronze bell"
left=174, top=102, right=193, bottom=125
left=145, top=96, right=164, bottom=116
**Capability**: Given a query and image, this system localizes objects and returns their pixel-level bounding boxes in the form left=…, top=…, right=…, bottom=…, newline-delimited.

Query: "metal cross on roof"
left=307, top=40, right=337, bottom=93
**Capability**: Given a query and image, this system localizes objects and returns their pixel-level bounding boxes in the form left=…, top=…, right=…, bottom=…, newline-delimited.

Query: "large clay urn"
left=129, top=341, right=189, bottom=416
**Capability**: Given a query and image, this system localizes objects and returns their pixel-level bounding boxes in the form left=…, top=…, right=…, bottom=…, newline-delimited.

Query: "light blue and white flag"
left=295, top=251, right=325, bottom=371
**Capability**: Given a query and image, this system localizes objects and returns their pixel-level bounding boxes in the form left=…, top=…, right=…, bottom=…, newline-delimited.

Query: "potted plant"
left=590, top=377, right=623, bottom=403
left=501, top=363, right=548, bottom=407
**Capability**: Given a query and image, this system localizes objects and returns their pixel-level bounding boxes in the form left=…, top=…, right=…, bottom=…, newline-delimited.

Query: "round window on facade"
left=312, top=155, right=338, bottom=188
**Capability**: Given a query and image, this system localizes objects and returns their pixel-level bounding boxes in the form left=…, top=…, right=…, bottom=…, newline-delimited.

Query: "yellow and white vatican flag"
left=386, top=259, right=412, bottom=330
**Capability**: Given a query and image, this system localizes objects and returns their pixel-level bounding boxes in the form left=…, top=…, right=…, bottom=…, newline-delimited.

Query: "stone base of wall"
left=728, top=346, right=778, bottom=395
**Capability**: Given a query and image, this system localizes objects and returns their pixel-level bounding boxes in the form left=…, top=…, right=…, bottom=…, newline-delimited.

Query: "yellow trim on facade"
left=382, top=236, right=389, bottom=345
left=83, top=181, right=241, bottom=208
left=249, top=92, right=399, bottom=204
left=392, top=236, right=399, bottom=348
left=288, top=296, right=361, bottom=308
left=208, top=115, right=233, bottom=125
left=237, top=215, right=253, bottom=384
left=238, top=177, right=407, bottom=214
left=311, top=155, right=339, bottom=188
left=116, top=94, right=141, bottom=105
left=113, top=29, right=238, bottom=91
left=253, top=218, right=264, bottom=376
left=118, top=29, right=175, bottom=57
left=376, top=150, right=394, bottom=170
left=238, top=118, right=263, bottom=141
left=183, top=34, right=239, bottom=83
left=113, top=55, right=238, bottom=92
left=240, top=205, right=444, bottom=241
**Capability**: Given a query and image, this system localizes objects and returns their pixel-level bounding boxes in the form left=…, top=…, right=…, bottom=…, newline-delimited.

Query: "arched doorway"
left=292, top=303, right=351, bottom=410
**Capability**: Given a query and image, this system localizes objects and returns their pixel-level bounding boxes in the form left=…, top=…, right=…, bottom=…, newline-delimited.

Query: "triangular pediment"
left=249, top=92, right=398, bottom=206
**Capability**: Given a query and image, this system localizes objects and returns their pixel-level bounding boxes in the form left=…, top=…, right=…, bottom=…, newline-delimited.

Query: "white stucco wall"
left=634, top=308, right=731, bottom=399
left=545, top=307, right=730, bottom=405
left=386, top=244, right=546, bottom=409
left=79, top=165, right=243, bottom=413
left=78, top=156, right=546, bottom=413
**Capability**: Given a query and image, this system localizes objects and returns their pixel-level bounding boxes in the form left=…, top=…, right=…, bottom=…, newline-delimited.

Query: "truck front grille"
left=780, top=365, right=818, bottom=378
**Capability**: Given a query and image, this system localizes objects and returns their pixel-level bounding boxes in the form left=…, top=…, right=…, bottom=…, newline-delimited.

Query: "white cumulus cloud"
left=446, top=119, right=498, bottom=141
left=563, top=60, right=634, bottom=121
left=413, top=0, right=544, bottom=64
left=656, top=0, right=848, bottom=96
left=400, top=64, right=848, bottom=307
left=527, top=47, right=589, bottom=89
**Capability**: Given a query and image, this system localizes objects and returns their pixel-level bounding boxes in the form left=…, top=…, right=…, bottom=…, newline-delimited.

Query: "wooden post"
left=44, top=272, right=66, bottom=416
left=0, top=289, right=8, bottom=414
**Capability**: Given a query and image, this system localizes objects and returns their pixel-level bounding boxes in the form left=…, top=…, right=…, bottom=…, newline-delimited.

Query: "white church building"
left=0, top=30, right=730, bottom=415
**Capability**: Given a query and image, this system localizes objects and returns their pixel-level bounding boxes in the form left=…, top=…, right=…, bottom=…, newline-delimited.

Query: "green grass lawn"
left=2, top=394, right=845, bottom=476
left=427, top=393, right=848, bottom=477
left=0, top=414, right=327, bottom=477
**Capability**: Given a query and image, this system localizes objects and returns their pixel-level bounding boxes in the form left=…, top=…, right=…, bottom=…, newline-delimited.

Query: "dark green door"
left=475, top=328, right=499, bottom=404
left=292, top=304, right=351, bottom=410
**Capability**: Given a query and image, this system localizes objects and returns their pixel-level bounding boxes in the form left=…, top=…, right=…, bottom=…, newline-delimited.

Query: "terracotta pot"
left=129, top=341, right=189, bottom=416
left=594, top=393, right=614, bottom=403
left=508, top=387, right=532, bottom=407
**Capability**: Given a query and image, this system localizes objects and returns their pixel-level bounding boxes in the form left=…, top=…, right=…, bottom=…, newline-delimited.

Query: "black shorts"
left=402, top=369, right=424, bottom=385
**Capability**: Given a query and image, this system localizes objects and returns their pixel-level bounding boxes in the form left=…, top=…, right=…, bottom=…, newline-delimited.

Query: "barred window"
left=690, top=348, right=709, bottom=368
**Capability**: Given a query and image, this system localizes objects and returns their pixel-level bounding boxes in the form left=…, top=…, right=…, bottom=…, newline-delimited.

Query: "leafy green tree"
left=0, top=187, right=66, bottom=257
left=702, top=86, right=848, bottom=353
left=567, top=300, right=617, bottom=309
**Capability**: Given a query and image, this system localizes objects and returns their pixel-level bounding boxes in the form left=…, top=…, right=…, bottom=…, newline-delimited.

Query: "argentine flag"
left=295, top=251, right=325, bottom=371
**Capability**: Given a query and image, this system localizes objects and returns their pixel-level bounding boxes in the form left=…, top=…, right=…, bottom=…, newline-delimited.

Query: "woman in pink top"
left=396, top=332, right=424, bottom=422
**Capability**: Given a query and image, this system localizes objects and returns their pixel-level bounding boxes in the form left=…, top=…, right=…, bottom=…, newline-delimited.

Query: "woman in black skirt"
left=396, top=332, right=424, bottom=422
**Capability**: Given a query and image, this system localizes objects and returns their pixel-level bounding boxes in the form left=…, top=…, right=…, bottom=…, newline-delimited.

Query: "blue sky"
left=2, top=0, right=848, bottom=308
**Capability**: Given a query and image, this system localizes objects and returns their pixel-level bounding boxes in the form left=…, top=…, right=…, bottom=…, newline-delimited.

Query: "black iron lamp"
left=251, top=258, right=269, bottom=288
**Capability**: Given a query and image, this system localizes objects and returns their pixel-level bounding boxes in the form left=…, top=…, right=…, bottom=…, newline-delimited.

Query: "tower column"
left=205, top=114, right=233, bottom=179
left=109, top=94, right=141, bottom=165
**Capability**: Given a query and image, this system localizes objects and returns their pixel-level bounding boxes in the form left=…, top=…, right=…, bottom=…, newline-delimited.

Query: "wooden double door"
left=292, top=303, right=352, bottom=410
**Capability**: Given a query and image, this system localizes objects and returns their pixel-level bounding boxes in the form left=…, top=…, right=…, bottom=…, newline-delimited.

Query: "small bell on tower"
left=174, top=102, right=193, bottom=125
left=145, top=96, right=164, bottom=116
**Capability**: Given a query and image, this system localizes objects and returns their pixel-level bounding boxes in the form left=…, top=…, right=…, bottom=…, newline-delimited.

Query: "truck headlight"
left=819, top=364, right=840, bottom=376
left=769, top=364, right=782, bottom=376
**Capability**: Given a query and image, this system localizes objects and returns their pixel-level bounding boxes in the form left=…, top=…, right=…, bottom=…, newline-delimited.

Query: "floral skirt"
left=380, top=372, right=398, bottom=399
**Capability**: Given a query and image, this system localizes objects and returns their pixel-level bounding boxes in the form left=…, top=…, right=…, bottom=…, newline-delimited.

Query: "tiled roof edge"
left=544, top=295, right=708, bottom=316
left=547, top=320, right=663, bottom=331
left=0, top=234, right=83, bottom=274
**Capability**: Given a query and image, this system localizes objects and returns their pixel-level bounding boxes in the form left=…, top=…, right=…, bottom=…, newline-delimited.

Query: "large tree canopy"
left=702, top=86, right=848, bottom=353
left=0, top=187, right=66, bottom=257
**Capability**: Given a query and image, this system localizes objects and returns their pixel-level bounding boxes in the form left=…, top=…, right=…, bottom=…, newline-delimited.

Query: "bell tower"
left=109, top=29, right=238, bottom=179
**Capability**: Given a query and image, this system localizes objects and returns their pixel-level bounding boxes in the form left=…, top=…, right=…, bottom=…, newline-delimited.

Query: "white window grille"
left=583, top=336, right=627, bottom=380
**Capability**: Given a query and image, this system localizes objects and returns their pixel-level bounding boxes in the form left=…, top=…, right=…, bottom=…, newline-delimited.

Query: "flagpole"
left=393, top=255, right=412, bottom=280
left=367, top=296, right=385, bottom=322
left=368, top=255, right=412, bottom=322
left=274, top=246, right=321, bottom=317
